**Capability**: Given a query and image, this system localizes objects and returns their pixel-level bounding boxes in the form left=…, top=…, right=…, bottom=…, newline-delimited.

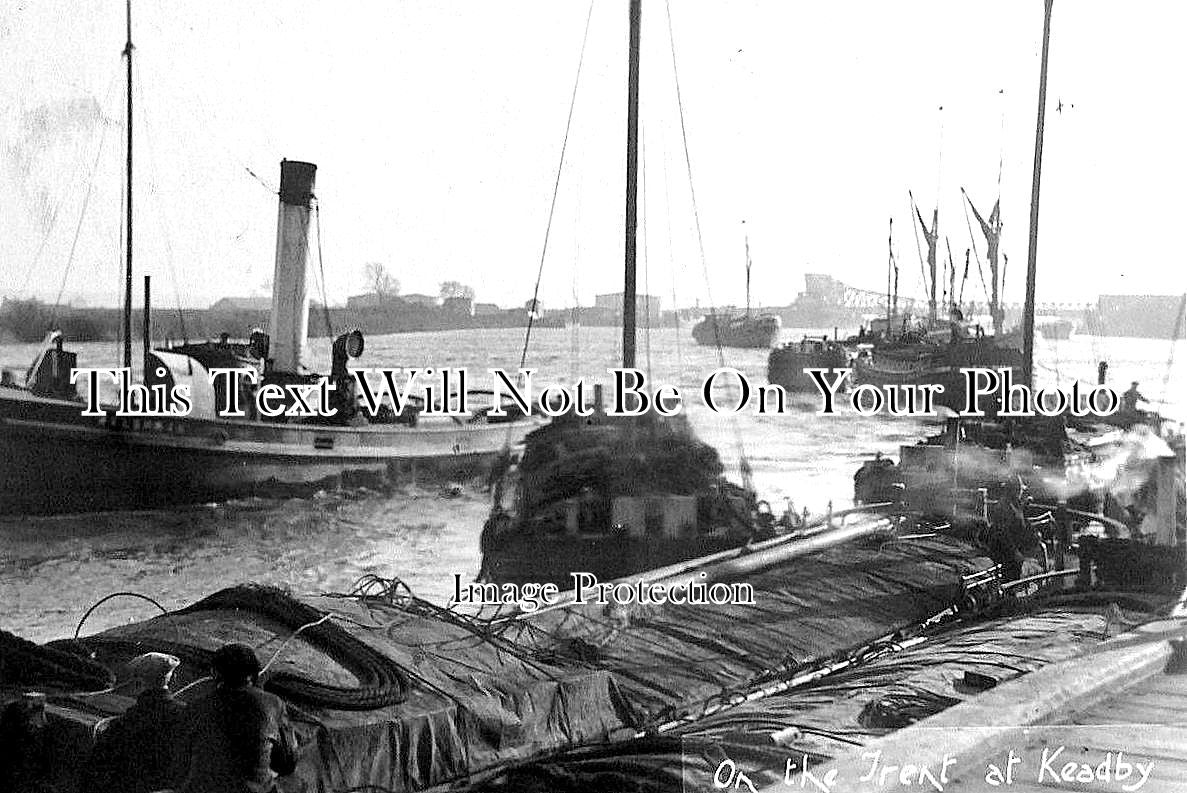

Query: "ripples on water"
left=0, top=325, right=1181, bottom=641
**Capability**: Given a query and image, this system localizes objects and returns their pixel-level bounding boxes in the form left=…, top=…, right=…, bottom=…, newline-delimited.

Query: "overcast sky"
left=2, top=1, right=1185, bottom=311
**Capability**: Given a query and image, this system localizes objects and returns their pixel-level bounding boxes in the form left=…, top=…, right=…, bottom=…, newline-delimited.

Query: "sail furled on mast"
left=911, top=196, right=939, bottom=324
left=964, top=190, right=1005, bottom=335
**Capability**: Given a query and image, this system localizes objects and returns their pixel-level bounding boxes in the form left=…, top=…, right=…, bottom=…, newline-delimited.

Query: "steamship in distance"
left=0, top=161, right=540, bottom=515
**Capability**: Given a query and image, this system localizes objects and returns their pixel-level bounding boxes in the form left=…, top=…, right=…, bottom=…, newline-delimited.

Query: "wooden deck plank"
left=965, top=780, right=1185, bottom=793
left=1075, top=734, right=1187, bottom=760
left=1070, top=700, right=1187, bottom=726
left=1008, top=724, right=1187, bottom=758
left=945, top=747, right=1187, bottom=792
left=1122, top=674, right=1187, bottom=699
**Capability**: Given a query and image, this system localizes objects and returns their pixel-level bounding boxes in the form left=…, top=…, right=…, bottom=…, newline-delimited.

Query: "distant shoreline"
left=0, top=299, right=564, bottom=345
left=2, top=292, right=1181, bottom=344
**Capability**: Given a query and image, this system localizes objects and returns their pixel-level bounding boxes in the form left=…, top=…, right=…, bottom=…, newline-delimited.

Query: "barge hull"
left=0, top=388, right=530, bottom=514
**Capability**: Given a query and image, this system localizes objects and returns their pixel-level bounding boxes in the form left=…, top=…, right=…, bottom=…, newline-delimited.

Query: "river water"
left=1, top=324, right=1182, bottom=642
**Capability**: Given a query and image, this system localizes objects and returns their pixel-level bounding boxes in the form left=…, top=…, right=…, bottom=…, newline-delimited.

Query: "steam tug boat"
left=0, top=161, right=538, bottom=515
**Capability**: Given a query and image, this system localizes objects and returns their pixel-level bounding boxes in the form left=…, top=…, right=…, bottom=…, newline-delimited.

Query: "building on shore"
left=1085, top=294, right=1186, bottom=339
left=209, top=296, right=273, bottom=312
left=593, top=292, right=663, bottom=325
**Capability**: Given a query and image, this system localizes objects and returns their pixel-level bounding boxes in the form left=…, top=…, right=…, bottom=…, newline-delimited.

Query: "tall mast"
left=946, top=237, right=956, bottom=315
left=928, top=209, right=937, bottom=323
left=744, top=231, right=751, bottom=317
left=989, top=204, right=1001, bottom=333
left=886, top=217, right=893, bottom=327
left=1022, top=0, right=1053, bottom=387
left=122, top=0, right=134, bottom=369
left=622, top=0, right=641, bottom=369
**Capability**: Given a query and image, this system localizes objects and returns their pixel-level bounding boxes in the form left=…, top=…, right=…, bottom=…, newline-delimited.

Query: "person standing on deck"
left=81, top=653, right=188, bottom=793
left=178, top=643, right=299, bottom=793
left=984, top=480, right=1044, bottom=582
left=1121, top=381, right=1147, bottom=413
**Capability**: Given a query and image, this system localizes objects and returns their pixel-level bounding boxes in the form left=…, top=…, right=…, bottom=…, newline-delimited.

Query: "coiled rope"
left=64, top=585, right=410, bottom=710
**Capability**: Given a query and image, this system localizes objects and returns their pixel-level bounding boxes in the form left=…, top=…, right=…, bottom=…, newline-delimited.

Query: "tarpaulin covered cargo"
left=8, top=526, right=997, bottom=792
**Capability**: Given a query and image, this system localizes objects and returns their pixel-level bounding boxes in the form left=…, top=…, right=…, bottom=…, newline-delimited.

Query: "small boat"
left=691, top=312, right=781, bottom=349
left=766, top=334, right=849, bottom=392
left=691, top=233, right=781, bottom=349
left=1036, top=317, right=1074, bottom=339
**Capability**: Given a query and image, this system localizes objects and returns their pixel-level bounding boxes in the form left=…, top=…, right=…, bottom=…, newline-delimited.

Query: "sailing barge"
left=848, top=177, right=1023, bottom=410
left=691, top=234, right=782, bottom=349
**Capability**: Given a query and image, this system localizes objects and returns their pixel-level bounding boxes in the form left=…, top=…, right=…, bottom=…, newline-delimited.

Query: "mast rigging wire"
left=569, top=168, right=583, bottom=384
left=1161, top=294, right=1185, bottom=398
left=961, top=193, right=991, bottom=309
left=943, top=236, right=955, bottom=310
left=997, top=89, right=1007, bottom=193
left=313, top=201, right=335, bottom=339
left=959, top=247, right=970, bottom=304
left=243, top=166, right=277, bottom=194
left=15, top=60, right=123, bottom=298
left=135, top=60, right=189, bottom=340
left=115, top=168, right=126, bottom=364
left=518, top=0, right=596, bottom=371
left=641, top=127, right=653, bottom=381
left=664, top=0, right=716, bottom=328
left=662, top=137, right=683, bottom=369
left=662, top=0, right=751, bottom=488
left=935, top=105, right=944, bottom=207
left=51, top=113, right=114, bottom=327
left=908, top=192, right=929, bottom=301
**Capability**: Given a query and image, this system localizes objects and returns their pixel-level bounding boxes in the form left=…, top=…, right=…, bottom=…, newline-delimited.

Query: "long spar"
left=622, top=0, right=641, bottom=369
left=1022, top=0, right=1054, bottom=387
left=122, top=0, right=134, bottom=370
